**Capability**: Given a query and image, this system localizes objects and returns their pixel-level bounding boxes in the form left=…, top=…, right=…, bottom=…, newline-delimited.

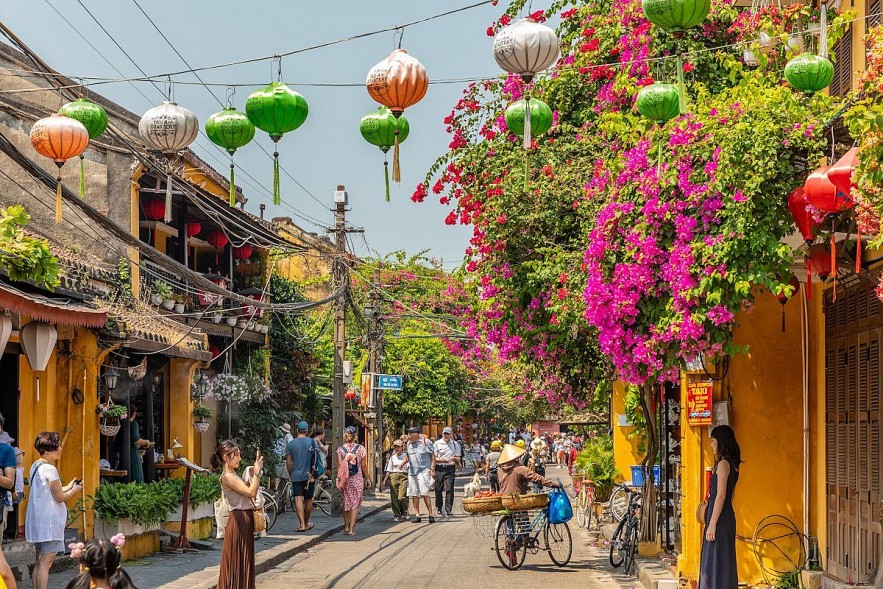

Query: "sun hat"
left=490, top=440, right=502, bottom=450
left=442, top=426, right=453, bottom=435
left=345, top=426, right=357, bottom=435
left=297, top=421, right=309, bottom=432
left=406, top=426, right=420, bottom=434
left=515, top=439, right=527, bottom=449
left=498, top=444, right=526, bottom=464
left=280, top=423, right=292, bottom=434
left=393, top=439, right=403, bottom=447
left=531, top=438, right=544, bottom=449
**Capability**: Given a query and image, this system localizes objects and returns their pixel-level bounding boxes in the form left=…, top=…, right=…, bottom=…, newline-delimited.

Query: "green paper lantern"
left=636, top=83, right=680, bottom=124
left=505, top=98, right=553, bottom=138
left=245, top=82, right=309, bottom=205
left=58, top=98, right=107, bottom=198
left=641, top=0, right=710, bottom=33
left=784, top=53, right=834, bottom=94
left=206, top=107, right=256, bottom=207
left=360, top=106, right=409, bottom=152
left=59, top=98, right=108, bottom=139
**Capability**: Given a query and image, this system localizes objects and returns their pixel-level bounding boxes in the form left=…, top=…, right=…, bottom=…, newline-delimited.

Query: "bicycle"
left=609, top=481, right=631, bottom=523
left=493, top=497, right=572, bottom=570
left=312, top=474, right=335, bottom=516
left=572, top=470, right=600, bottom=531
left=609, top=486, right=642, bottom=576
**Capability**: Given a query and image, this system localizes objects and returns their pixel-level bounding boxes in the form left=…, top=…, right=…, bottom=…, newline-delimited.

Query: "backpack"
left=344, top=444, right=360, bottom=476
left=313, top=441, right=326, bottom=477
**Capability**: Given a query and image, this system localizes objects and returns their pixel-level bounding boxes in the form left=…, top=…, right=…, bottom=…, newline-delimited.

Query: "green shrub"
left=90, top=481, right=178, bottom=526
left=574, top=435, right=618, bottom=502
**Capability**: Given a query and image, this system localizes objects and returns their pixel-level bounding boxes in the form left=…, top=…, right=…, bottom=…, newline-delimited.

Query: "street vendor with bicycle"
left=498, top=444, right=561, bottom=494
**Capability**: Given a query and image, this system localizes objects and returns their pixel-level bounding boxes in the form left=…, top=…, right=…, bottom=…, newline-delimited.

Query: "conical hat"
left=499, top=444, right=526, bottom=464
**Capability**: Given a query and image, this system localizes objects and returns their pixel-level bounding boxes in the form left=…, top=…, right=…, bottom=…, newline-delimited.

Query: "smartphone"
left=73, top=479, right=82, bottom=485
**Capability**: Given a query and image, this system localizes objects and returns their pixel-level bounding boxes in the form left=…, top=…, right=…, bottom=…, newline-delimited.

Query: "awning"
left=559, top=411, right=609, bottom=426
left=107, top=301, right=211, bottom=362
left=0, top=281, right=107, bottom=328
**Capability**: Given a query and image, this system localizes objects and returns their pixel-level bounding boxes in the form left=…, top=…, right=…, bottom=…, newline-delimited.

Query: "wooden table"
left=154, top=463, right=181, bottom=479
left=99, top=469, right=128, bottom=484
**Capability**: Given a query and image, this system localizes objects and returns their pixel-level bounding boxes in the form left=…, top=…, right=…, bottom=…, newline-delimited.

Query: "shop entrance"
left=825, top=281, right=883, bottom=582
left=0, top=352, right=18, bottom=540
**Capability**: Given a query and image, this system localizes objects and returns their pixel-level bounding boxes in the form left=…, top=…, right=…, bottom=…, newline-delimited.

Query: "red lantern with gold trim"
left=787, top=187, right=817, bottom=244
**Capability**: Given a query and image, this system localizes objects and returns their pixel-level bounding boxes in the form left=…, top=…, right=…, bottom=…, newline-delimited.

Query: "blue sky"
left=5, top=1, right=513, bottom=263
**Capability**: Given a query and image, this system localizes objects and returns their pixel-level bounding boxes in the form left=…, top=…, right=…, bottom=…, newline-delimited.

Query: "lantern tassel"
left=523, top=96, right=532, bottom=150
left=676, top=54, right=687, bottom=115
left=856, top=225, right=862, bottom=274
left=392, top=130, right=401, bottom=183
left=524, top=149, right=530, bottom=193
left=384, top=159, right=390, bottom=202
left=229, top=162, right=236, bottom=208
left=657, top=137, right=663, bottom=178
left=831, top=232, right=837, bottom=302
left=273, top=151, right=281, bottom=206
left=807, top=256, right=812, bottom=300
left=55, top=172, right=63, bottom=224
left=79, top=155, right=86, bottom=199
left=164, top=172, right=173, bottom=224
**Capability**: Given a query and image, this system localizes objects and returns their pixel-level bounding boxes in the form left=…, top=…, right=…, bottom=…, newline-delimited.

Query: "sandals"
left=296, top=523, right=315, bottom=532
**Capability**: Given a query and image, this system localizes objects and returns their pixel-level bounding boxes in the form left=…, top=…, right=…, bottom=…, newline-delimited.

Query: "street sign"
left=375, top=374, right=403, bottom=390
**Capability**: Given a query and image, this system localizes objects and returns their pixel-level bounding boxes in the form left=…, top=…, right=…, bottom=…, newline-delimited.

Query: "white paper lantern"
left=20, top=321, right=56, bottom=372
left=0, top=315, right=11, bottom=355
left=493, top=18, right=560, bottom=82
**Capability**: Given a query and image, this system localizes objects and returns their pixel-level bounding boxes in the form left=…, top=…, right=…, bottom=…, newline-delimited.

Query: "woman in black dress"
left=700, top=425, right=741, bottom=589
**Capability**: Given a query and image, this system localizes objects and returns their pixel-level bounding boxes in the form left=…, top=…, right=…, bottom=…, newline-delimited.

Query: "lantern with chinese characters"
left=30, top=114, right=89, bottom=223
left=636, top=83, right=680, bottom=124
left=238, top=287, right=265, bottom=319
left=58, top=98, right=108, bottom=198
left=493, top=19, right=559, bottom=149
left=787, top=187, right=818, bottom=244
left=366, top=49, right=428, bottom=182
left=360, top=106, right=410, bottom=200
left=775, top=276, right=801, bottom=332
left=139, top=101, right=199, bottom=223
left=785, top=53, right=834, bottom=94
left=205, top=106, right=255, bottom=207
left=198, top=271, right=227, bottom=307
left=246, top=82, right=308, bottom=205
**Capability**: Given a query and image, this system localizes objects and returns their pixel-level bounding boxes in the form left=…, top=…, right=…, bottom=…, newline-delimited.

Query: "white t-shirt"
left=25, top=461, right=66, bottom=543
left=385, top=452, right=408, bottom=473
left=434, top=439, right=460, bottom=465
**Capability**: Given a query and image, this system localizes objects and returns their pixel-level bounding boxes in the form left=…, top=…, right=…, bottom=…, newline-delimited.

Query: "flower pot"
left=212, top=313, right=223, bottom=324
left=162, top=299, right=175, bottom=310
left=99, top=419, right=121, bottom=437
left=193, top=420, right=210, bottom=433
left=237, top=319, right=248, bottom=329
left=173, top=303, right=185, bottom=314
left=225, top=316, right=238, bottom=327
left=150, top=295, right=163, bottom=306
left=260, top=325, right=269, bottom=334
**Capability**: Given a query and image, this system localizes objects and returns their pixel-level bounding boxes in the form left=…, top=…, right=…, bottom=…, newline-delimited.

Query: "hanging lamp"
left=787, top=186, right=818, bottom=245
left=785, top=53, right=834, bottom=94
left=29, top=114, right=89, bottom=223
left=366, top=49, right=428, bottom=183
left=636, top=83, right=680, bottom=175
left=138, top=101, right=199, bottom=223
left=245, top=81, right=308, bottom=206
left=504, top=98, right=554, bottom=190
left=206, top=105, right=255, bottom=207
left=360, top=106, right=410, bottom=201
left=58, top=98, right=108, bottom=199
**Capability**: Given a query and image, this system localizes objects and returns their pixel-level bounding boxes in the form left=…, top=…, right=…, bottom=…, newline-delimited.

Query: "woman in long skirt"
left=337, top=427, right=371, bottom=536
left=214, top=441, right=263, bottom=589
left=700, top=425, right=741, bottom=589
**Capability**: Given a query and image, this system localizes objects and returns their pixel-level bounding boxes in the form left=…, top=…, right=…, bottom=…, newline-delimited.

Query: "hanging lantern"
left=20, top=321, right=57, bottom=403
left=142, top=198, right=166, bottom=222
left=232, top=244, right=253, bottom=261
left=804, top=166, right=852, bottom=213
left=775, top=276, right=801, bottom=332
left=29, top=114, right=89, bottom=224
left=205, top=107, right=256, bottom=207
left=366, top=49, right=429, bottom=182
left=58, top=98, right=108, bottom=199
left=636, top=83, right=680, bottom=124
left=138, top=101, right=199, bottom=223
left=245, top=82, right=308, bottom=206
left=828, top=147, right=859, bottom=197
left=238, top=287, right=265, bottom=319
left=642, top=0, right=710, bottom=35
left=205, top=229, right=229, bottom=266
left=787, top=186, right=818, bottom=244
left=345, top=389, right=356, bottom=401
left=210, top=344, right=221, bottom=360
left=493, top=19, right=559, bottom=150
left=185, top=220, right=202, bottom=238
left=505, top=98, right=553, bottom=138
left=807, top=243, right=833, bottom=278
left=743, top=49, right=759, bottom=67
left=198, top=271, right=226, bottom=307
left=784, top=53, right=834, bottom=94
left=360, top=106, right=410, bottom=201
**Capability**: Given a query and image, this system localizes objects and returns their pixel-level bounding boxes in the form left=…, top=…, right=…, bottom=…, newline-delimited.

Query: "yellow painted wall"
left=678, top=289, right=806, bottom=586
left=168, top=358, right=199, bottom=477
left=611, top=380, right=643, bottom=482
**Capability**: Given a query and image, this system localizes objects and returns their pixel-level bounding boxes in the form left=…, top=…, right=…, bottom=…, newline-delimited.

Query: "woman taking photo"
left=337, top=426, right=370, bottom=536
left=700, top=425, right=741, bottom=589
left=26, top=432, right=82, bottom=589
left=213, top=440, right=263, bottom=589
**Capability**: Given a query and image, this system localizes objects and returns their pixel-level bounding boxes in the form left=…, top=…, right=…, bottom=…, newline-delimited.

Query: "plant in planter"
left=153, top=280, right=174, bottom=309
left=192, top=405, right=213, bottom=432
left=225, top=314, right=238, bottom=326
left=91, top=480, right=179, bottom=529
left=96, top=403, right=127, bottom=437
left=173, top=294, right=185, bottom=314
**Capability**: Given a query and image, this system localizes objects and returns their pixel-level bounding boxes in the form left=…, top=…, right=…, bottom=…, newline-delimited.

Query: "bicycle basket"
left=511, top=510, right=540, bottom=535
left=501, top=492, right=549, bottom=511
left=471, top=514, right=496, bottom=537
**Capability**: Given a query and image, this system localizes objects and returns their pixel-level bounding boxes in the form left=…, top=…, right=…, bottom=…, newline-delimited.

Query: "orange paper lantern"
left=30, top=114, right=89, bottom=223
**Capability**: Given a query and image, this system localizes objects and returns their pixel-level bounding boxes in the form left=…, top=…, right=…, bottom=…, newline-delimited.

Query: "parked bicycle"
left=609, top=481, right=632, bottom=523
left=494, top=499, right=572, bottom=570
left=609, top=485, right=642, bottom=576
left=312, top=474, right=335, bottom=516
left=572, top=469, right=601, bottom=531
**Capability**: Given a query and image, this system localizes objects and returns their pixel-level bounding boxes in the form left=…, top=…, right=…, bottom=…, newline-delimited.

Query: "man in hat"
left=274, top=423, right=294, bottom=483
left=485, top=439, right=503, bottom=492
left=433, top=426, right=461, bottom=518
left=285, top=421, right=319, bottom=532
left=405, top=426, right=436, bottom=523
left=497, top=444, right=560, bottom=496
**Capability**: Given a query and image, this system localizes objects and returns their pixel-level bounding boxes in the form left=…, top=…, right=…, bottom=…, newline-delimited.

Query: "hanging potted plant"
left=192, top=405, right=213, bottom=433
left=173, top=295, right=185, bottom=314
left=152, top=280, right=173, bottom=309
left=97, top=402, right=127, bottom=436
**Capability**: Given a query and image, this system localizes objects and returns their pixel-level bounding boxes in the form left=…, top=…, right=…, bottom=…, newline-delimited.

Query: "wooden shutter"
left=831, top=27, right=853, bottom=98
left=869, top=0, right=881, bottom=32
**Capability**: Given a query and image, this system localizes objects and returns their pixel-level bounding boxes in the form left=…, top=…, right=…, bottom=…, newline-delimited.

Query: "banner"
left=686, top=379, right=713, bottom=426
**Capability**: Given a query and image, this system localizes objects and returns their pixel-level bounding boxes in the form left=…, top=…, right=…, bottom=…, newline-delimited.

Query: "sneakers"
left=429, top=516, right=436, bottom=523
left=446, top=512, right=453, bottom=518
left=411, top=516, right=421, bottom=523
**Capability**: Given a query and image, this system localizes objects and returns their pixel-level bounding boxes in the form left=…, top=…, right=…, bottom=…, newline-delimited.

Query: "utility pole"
left=367, top=268, right=385, bottom=490
left=331, top=185, right=349, bottom=469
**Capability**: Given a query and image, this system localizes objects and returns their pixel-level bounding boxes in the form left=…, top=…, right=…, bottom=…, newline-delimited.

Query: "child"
left=65, top=535, right=137, bottom=589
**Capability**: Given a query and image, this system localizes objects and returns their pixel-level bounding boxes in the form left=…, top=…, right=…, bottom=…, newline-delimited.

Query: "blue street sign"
left=375, top=374, right=403, bottom=390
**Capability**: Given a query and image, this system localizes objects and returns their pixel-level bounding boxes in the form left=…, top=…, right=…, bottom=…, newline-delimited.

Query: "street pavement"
left=256, top=464, right=641, bottom=589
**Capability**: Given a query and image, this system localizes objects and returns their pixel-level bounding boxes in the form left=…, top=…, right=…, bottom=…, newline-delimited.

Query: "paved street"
left=256, top=465, right=639, bottom=589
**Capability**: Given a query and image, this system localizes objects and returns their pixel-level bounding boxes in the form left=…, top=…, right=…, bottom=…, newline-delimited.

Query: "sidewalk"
left=601, top=522, right=678, bottom=589
left=16, top=494, right=390, bottom=589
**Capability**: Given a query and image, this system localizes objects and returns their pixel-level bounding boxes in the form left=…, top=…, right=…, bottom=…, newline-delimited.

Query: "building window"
left=830, top=26, right=853, bottom=98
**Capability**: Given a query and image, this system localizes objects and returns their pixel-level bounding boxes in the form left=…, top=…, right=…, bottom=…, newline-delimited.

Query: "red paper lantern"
left=828, top=147, right=859, bottom=198
left=807, top=243, right=833, bottom=278
left=805, top=166, right=852, bottom=213
left=205, top=230, right=228, bottom=249
left=787, top=187, right=818, bottom=244
left=186, top=221, right=201, bottom=237
left=776, top=276, right=801, bottom=305
left=142, top=198, right=166, bottom=221
left=345, top=389, right=356, bottom=401
left=232, top=245, right=253, bottom=260
left=210, top=344, right=221, bottom=360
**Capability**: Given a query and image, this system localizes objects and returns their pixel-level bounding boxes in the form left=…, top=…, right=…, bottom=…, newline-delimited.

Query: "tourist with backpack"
left=405, top=426, right=436, bottom=523
left=336, top=426, right=370, bottom=536
left=285, top=421, right=319, bottom=532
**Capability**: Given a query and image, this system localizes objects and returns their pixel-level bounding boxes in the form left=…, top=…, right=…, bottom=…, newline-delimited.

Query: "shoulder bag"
left=696, top=499, right=708, bottom=525
left=214, top=486, right=231, bottom=539
left=252, top=498, right=267, bottom=533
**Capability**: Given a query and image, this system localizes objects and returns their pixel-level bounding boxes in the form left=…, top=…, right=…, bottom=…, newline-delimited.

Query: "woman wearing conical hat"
left=497, top=444, right=561, bottom=495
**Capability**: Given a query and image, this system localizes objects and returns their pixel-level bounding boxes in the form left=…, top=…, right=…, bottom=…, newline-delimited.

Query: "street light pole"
left=367, top=268, right=385, bottom=490
left=331, top=185, right=348, bottom=469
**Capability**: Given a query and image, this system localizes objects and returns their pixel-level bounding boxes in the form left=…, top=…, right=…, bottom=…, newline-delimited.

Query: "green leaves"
left=0, top=205, right=59, bottom=288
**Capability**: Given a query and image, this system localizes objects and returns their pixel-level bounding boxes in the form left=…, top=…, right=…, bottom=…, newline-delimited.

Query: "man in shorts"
left=405, top=426, right=436, bottom=523
left=285, top=421, right=318, bottom=532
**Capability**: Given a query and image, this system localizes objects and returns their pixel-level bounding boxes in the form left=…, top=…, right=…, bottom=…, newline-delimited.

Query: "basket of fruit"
left=463, top=491, right=504, bottom=514
left=501, top=492, right=549, bottom=511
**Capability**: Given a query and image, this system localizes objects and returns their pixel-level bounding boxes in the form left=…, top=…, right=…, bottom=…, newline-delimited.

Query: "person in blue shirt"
left=285, top=421, right=318, bottom=532
left=0, top=413, right=17, bottom=542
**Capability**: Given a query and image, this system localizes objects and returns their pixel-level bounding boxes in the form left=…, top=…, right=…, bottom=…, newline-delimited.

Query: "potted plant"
left=192, top=405, right=213, bottom=432
left=211, top=310, right=223, bottom=324
left=225, top=314, right=238, bottom=326
left=173, top=295, right=185, bottom=314
left=96, top=402, right=127, bottom=437
left=153, top=280, right=174, bottom=310
left=237, top=318, right=248, bottom=329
